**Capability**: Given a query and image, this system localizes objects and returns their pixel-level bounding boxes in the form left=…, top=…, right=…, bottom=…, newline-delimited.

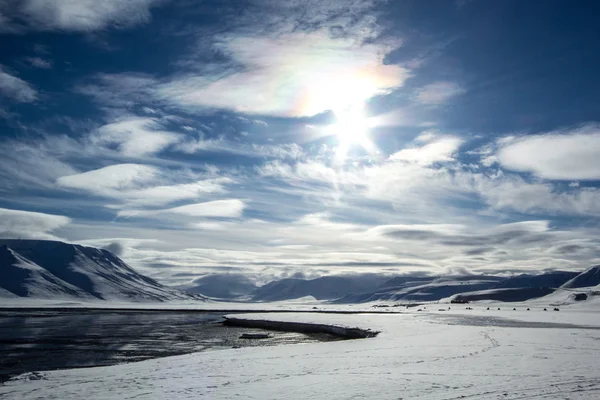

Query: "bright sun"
left=329, top=105, right=375, bottom=161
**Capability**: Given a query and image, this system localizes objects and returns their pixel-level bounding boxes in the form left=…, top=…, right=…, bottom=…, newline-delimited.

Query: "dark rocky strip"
left=223, top=316, right=379, bottom=339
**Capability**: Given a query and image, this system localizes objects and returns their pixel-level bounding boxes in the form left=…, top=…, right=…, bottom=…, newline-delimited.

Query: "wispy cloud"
left=0, top=64, right=37, bottom=102
left=415, top=81, right=465, bottom=105
left=57, top=163, right=233, bottom=207
left=25, top=56, right=52, bottom=69
left=0, top=0, right=163, bottom=33
left=0, top=207, right=70, bottom=240
left=118, top=199, right=246, bottom=219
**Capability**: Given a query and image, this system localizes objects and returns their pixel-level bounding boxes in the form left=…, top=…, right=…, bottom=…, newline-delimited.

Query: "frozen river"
left=0, top=309, right=341, bottom=382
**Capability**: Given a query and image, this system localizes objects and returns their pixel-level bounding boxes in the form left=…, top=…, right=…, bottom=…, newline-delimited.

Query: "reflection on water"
left=0, top=310, right=340, bottom=382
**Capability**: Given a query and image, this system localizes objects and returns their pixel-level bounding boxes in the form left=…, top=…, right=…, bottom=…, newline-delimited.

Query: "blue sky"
left=1, top=0, right=600, bottom=285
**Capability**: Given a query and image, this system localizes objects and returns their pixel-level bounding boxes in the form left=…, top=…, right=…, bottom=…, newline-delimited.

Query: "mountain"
left=180, top=273, right=258, bottom=299
left=335, top=276, right=505, bottom=303
left=0, top=245, right=92, bottom=299
left=561, top=265, right=600, bottom=289
left=250, top=274, right=389, bottom=302
left=0, top=240, right=204, bottom=302
left=493, top=271, right=579, bottom=289
left=450, top=287, right=555, bottom=303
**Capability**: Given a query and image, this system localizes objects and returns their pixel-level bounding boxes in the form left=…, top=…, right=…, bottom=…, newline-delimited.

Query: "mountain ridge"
left=0, top=239, right=204, bottom=302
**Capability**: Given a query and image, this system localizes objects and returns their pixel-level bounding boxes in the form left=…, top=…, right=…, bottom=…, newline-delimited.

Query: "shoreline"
left=0, top=306, right=403, bottom=315
left=223, top=316, right=380, bottom=339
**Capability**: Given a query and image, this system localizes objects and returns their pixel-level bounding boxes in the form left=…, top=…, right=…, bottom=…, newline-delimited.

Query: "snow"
left=2, top=306, right=600, bottom=399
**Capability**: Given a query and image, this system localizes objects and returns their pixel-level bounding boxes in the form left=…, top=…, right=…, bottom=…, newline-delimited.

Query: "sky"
left=1, top=0, right=600, bottom=286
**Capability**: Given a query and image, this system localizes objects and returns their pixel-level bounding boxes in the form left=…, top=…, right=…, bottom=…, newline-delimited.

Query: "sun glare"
left=329, top=105, right=375, bottom=161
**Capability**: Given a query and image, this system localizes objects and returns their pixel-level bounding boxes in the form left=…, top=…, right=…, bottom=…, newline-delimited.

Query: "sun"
left=329, top=105, right=375, bottom=161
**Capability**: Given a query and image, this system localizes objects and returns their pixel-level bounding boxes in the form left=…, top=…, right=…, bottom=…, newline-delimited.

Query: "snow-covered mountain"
left=233, top=270, right=587, bottom=303
left=561, top=265, right=600, bottom=289
left=250, top=275, right=389, bottom=302
left=494, top=271, right=578, bottom=289
left=449, top=287, right=555, bottom=303
left=335, top=276, right=506, bottom=303
left=180, top=273, right=258, bottom=299
left=0, top=240, right=204, bottom=302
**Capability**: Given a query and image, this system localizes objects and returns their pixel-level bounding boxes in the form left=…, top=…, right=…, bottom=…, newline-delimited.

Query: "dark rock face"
left=571, top=293, right=588, bottom=301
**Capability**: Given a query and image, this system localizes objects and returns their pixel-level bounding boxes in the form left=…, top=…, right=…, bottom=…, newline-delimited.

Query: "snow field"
left=2, top=309, right=600, bottom=399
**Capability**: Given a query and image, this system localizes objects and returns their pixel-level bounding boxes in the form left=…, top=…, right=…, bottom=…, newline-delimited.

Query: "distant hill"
left=494, top=271, right=579, bottom=289
left=335, top=276, right=505, bottom=303
left=0, top=240, right=204, bottom=302
left=561, top=265, right=600, bottom=289
left=450, top=287, right=555, bottom=303
left=250, top=275, right=389, bottom=302
left=180, top=273, right=258, bottom=299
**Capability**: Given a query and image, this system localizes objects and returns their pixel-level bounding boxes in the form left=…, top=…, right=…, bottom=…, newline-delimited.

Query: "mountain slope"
left=0, top=240, right=204, bottom=302
left=449, top=287, right=555, bottom=303
left=336, top=276, right=505, bottom=303
left=0, top=245, right=92, bottom=299
left=494, top=271, right=579, bottom=289
left=561, top=265, right=600, bottom=289
left=251, top=275, right=389, bottom=301
left=181, top=273, right=258, bottom=299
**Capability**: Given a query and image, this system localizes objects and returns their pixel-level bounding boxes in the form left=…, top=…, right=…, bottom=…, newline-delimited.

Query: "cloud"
left=389, top=135, right=463, bottom=165
left=0, top=65, right=37, bottom=102
left=468, top=172, right=600, bottom=216
left=415, top=81, right=465, bottom=105
left=73, top=3, right=409, bottom=118
left=497, top=126, right=600, bottom=180
left=0, top=139, right=77, bottom=192
left=0, top=207, right=70, bottom=240
left=156, top=29, right=407, bottom=117
left=57, top=163, right=232, bottom=207
left=25, top=56, right=52, bottom=69
left=174, top=136, right=305, bottom=159
left=1, top=0, right=162, bottom=32
left=91, top=117, right=181, bottom=156
left=75, top=73, right=157, bottom=109
left=118, top=199, right=246, bottom=218
left=57, top=163, right=159, bottom=193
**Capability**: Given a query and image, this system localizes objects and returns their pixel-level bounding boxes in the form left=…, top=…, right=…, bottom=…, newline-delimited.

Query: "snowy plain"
left=2, top=297, right=600, bottom=400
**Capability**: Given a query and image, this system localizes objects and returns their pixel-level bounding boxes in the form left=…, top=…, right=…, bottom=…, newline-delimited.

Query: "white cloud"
left=467, top=171, right=600, bottom=216
left=416, top=81, right=465, bottom=105
left=57, top=164, right=159, bottom=194
left=0, top=207, right=70, bottom=240
left=497, top=127, right=600, bottom=180
left=389, top=136, right=463, bottom=165
left=0, top=65, right=37, bottom=102
left=57, top=164, right=232, bottom=207
left=91, top=117, right=181, bottom=156
left=2, top=0, right=161, bottom=32
left=118, top=199, right=246, bottom=218
left=156, top=29, right=408, bottom=117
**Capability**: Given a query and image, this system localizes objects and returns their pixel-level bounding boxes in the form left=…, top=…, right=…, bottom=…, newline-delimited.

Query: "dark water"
left=0, top=310, right=340, bottom=382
